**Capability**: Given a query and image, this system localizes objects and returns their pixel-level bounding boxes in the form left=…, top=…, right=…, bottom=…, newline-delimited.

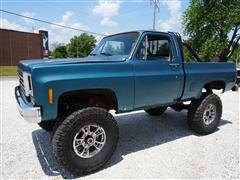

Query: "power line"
left=0, top=9, right=105, bottom=36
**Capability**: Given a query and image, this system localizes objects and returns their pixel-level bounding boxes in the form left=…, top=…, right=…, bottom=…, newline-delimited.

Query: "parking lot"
left=0, top=77, right=239, bottom=179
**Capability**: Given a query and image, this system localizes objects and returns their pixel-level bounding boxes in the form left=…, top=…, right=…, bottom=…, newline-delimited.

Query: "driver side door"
left=133, top=32, right=184, bottom=109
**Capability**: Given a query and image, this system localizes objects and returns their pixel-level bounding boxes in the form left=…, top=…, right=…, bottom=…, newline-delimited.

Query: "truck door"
left=133, top=32, right=184, bottom=109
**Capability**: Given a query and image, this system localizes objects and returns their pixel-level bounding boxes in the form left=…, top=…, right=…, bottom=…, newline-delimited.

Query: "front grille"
left=18, top=69, right=25, bottom=94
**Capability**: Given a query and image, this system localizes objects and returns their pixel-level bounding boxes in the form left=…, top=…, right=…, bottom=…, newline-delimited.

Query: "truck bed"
left=181, top=62, right=236, bottom=100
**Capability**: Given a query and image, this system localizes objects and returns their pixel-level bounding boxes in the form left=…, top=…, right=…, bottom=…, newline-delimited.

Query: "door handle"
left=169, top=63, right=180, bottom=68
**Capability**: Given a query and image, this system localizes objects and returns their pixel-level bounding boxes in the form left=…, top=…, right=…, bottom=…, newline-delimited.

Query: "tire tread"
left=52, top=107, right=119, bottom=175
left=188, top=93, right=222, bottom=135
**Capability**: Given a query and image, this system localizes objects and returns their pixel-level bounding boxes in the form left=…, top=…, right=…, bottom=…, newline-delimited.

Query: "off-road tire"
left=38, top=121, right=56, bottom=132
left=188, top=93, right=222, bottom=135
left=51, top=119, right=64, bottom=138
left=145, top=106, right=167, bottom=116
left=52, top=107, right=119, bottom=175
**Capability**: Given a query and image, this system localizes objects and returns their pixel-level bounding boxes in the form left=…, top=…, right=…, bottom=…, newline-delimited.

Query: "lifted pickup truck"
left=15, top=30, right=237, bottom=175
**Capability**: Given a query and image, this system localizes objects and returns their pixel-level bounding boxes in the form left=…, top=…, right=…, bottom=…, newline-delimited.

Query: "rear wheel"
left=188, top=93, right=222, bottom=135
left=145, top=106, right=167, bottom=116
left=52, top=107, right=119, bottom=175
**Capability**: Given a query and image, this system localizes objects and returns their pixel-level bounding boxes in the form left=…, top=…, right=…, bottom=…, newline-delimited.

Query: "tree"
left=50, top=42, right=68, bottom=58
left=52, top=45, right=68, bottom=58
left=67, top=33, right=97, bottom=57
left=50, top=42, right=64, bottom=52
left=183, top=0, right=240, bottom=61
left=229, top=44, right=240, bottom=63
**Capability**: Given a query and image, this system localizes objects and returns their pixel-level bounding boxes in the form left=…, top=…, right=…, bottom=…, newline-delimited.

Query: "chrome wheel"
left=203, top=104, right=216, bottom=125
left=73, top=124, right=106, bottom=158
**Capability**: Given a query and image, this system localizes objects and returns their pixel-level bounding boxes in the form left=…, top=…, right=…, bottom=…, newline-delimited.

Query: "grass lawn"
left=0, top=66, right=17, bottom=76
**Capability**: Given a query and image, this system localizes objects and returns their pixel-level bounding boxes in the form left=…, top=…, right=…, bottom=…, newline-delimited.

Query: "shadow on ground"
left=31, top=109, right=231, bottom=179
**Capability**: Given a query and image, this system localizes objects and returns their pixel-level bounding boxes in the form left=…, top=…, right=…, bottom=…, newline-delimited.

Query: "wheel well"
left=57, top=89, right=118, bottom=119
left=204, top=81, right=225, bottom=91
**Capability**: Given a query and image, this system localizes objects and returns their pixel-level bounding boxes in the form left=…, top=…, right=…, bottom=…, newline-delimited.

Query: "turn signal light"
left=48, top=88, right=54, bottom=104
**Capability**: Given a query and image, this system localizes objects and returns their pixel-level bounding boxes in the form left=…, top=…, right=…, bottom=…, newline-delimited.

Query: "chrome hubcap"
left=73, top=124, right=106, bottom=158
left=203, top=104, right=216, bottom=125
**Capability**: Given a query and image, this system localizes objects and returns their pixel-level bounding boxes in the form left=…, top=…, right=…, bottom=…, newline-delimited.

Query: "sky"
left=0, top=0, right=190, bottom=47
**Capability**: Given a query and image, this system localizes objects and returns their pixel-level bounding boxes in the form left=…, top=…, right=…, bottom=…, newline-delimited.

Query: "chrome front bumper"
left=15, top=86, right=42, bottom=123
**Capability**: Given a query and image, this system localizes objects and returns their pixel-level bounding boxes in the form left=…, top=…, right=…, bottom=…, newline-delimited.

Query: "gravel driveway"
left=0, top=77, right=239, bottom=179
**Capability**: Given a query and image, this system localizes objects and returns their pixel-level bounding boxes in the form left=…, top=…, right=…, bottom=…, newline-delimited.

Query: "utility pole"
left=151, top=0, right=159, bottom=30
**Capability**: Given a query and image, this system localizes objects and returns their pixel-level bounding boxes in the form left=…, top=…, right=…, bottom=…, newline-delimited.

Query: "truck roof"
left=105, top=30, right=172, bottom=38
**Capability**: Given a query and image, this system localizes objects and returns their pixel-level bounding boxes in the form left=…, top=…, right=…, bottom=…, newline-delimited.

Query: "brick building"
left=0, top=29, right=48, bottom=66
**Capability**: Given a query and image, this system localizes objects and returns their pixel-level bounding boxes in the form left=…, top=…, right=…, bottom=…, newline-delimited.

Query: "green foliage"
left=183, top=0, right=240, bottom=61
left=183, top=46, right=194, bottom=62
left=52, top=45, right=68, bottom=58
left=228, top=44, right=240, bottom=62
left=49, top=33, right=97, bottom=59
left=50, top=42, right=64, bottom=52
left=52, top=52, right=64, bottom=58
left=67, top=33, right=97, bottom=57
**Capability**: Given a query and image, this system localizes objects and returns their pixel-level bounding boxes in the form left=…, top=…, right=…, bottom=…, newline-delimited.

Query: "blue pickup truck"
left=15, top=31, right=237, bottom=175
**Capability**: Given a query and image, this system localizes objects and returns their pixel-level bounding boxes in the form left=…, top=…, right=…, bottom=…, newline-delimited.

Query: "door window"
left=136, top=35, right=171, bottom=61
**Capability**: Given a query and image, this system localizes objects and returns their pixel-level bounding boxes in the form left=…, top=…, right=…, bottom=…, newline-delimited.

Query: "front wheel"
left=188, top=93, right=222, bottom=135
left=145, top=106, right=167, bottom=116
left=52, top=107, right=119, bottom=175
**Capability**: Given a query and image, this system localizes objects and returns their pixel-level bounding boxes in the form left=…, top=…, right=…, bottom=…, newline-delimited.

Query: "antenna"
left=150, top=0, right=160, bottom=30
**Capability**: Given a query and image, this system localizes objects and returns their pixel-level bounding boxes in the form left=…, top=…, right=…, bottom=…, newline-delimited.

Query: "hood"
left=18, top=55, right=126, bottom=72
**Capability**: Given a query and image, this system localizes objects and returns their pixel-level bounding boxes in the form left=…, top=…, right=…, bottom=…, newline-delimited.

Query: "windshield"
left=91, top=32, right=139, bottom=58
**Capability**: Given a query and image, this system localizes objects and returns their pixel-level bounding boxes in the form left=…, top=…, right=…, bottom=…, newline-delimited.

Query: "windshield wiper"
left=89, top=53, right=96, bottom=56
left=100, top=52, right=112, bottom=56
